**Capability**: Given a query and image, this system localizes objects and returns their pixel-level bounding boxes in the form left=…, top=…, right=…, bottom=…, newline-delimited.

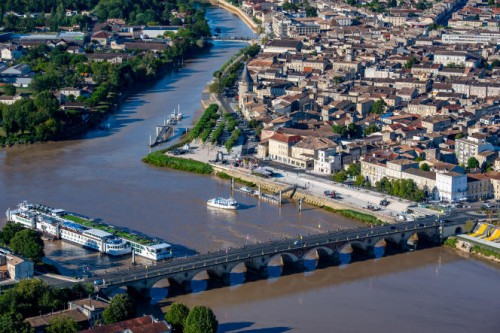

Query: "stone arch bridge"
left=49, top=219, right=467, bottom=296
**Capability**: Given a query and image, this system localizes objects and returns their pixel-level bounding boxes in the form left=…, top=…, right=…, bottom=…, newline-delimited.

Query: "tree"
left=482, top=161, right=493, bottom=172
left=305, top=6, right=317, bottom=17
left=332, top=124, right=347, bottom=137
left=347, top=123, right=360, bottom=137
left=0, top=312, right=32, bottom=333
left=102, top=294, right=135, bottom=324
left=282, top=1, right=298, bottom=11
left=347, top=163, right=361, bottom=177
left=184, top=306, right=218, bottom=333
left=454, top=132, right=464, bottom=139
left=10, top=229, right=45, bottom=263
left=363, top=124, right=379, bottom=136
left=332, top=169, right=348, bottom=183
left=467, top=157, right=479, bottom=170
left=354, top=174, right=366, bottom=186
left=1, top=222, right=25, bottom=245
left=165, top=303, right=189, bottom=332
left=46, top=317, right=77, bottom=333
left=404, top=56, right=417, bottom=69
left=3, top=84, right=16, bottom=96
left=416, top=1, right=427, bottom=10
left=420, top=163, right=430, bottom=171
left=376, top=177, right=392, bottom=194
left=1, top=103, right=19, bottom=136
left=370, top=99, right=386, bottom=114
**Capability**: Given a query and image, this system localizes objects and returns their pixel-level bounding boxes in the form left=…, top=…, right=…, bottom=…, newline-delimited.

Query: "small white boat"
left=207, top=197, right=238, bottom=210
left=239, top=187, right=258, bottom=196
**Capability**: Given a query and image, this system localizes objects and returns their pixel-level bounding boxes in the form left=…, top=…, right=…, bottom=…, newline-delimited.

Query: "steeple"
left=240, top=63, right=253, bottom=90
left=238, top=63, right=254, bottom=110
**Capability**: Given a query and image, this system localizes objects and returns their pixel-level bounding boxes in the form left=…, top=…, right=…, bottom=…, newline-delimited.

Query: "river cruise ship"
left=6, top=202, right=172, bottom=260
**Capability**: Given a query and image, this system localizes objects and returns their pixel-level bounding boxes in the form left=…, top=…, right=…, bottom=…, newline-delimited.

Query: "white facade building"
left=436, top=172, right=467, bottom=202
left=314, top=149, right=341, bottom=174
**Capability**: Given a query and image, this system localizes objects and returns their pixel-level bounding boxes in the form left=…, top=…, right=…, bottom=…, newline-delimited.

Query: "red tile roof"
left=269, top=132, right=302, bottom=144
left=78, top=316, right=170, bottom=333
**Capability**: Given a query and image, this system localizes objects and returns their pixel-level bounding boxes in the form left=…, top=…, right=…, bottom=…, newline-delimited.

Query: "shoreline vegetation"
left=0, top=1, right=213, bottom=147
left=445, top=236, right=500, bottom=263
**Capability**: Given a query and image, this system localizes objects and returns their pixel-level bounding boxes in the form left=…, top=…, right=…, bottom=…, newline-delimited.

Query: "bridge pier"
left=83, top=220, right=469, bottom=302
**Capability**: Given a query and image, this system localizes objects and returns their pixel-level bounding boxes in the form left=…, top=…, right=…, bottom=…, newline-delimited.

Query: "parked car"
left=93, top=279, right=104, bottom=286
left=380, top=199, right=390, bottom=206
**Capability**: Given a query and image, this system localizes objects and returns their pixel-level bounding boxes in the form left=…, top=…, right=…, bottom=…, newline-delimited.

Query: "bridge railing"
left=52, top=220, right=463, bottom=288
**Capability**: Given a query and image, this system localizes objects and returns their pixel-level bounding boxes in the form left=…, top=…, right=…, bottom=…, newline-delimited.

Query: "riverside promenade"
left=169, top=139, right=437, bottom=223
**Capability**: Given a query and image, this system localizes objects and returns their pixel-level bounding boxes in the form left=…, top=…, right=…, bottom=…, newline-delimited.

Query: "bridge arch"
left=230, top=262, right=247, bottom=274
left=304, top=246, right=334, bottom=263
left=268, top=252, right=299, bottom=267
left=454, top=226, right=464, bottom=235
left=350, top=241, right=367, bottom=254
left=405, top=230, right=435, bottom=249
left=192, top=270, right=210, bottom=281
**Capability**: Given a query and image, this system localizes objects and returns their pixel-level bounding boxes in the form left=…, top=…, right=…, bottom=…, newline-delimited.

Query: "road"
left=258, top=162, right=438, bottom=221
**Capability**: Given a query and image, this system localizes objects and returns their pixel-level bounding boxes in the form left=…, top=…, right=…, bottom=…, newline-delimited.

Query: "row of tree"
left=165, top=303, right=218, bottom=333
left=210, top=44, right=261, bottom=94
left=188, top=104, right=220, bottom=141
left=375, top=177, right=426, bottom=202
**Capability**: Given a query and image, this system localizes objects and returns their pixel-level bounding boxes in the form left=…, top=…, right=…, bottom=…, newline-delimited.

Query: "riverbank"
left=142, top=141, right=389, bottom=224
left=0, top=5, right=213, bottom=148
left=445, top=236, right=500, bottom=264
left=206, top=0, right=260, bottom=32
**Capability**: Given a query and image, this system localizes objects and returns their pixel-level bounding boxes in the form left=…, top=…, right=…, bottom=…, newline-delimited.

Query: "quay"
left=43, top=218, right=468, bottom=296
left=148, top=124, right=173, bottom=148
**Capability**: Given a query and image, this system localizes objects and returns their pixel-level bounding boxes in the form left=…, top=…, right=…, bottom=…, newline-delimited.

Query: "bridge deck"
left=44, top=219, right=467, bottom=290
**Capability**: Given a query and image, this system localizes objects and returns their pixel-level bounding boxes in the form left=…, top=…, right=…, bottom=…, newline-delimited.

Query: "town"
left=226, top=0, right=500, bottom=206
left=0, top=0, right=499, bottom=331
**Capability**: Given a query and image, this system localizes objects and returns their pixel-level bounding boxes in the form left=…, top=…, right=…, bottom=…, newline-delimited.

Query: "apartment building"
left=455, top=134, right=495, bottom=165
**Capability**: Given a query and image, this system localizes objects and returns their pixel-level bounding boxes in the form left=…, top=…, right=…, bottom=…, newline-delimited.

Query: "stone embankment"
left=211, top=165, right=391, bottom=223
left=206, top=0, right=259, bottom=32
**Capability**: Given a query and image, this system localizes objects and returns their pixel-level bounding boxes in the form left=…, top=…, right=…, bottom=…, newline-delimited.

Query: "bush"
left=471, top=246, right=500, bottom=260
left=143, top=151, right=213, bottom=174
left=323, top=207, right=385, bottom=225
left=444, top=237, right=457, bottom=248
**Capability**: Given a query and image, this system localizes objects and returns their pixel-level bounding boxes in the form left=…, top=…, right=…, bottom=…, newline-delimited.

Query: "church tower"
left=238, top=63, right=253, bottom=109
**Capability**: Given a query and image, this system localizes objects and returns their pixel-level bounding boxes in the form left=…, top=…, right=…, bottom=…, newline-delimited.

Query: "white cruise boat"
left=207, top=197, right=238, bottom=210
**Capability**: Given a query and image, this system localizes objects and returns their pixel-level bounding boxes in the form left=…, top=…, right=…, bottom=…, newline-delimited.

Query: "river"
left=1, top=6, right=499, bottom=332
